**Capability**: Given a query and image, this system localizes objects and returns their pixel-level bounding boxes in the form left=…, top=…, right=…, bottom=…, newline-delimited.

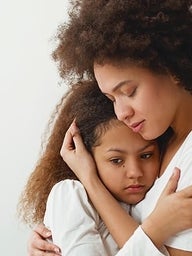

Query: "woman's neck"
left=159, top=91, right=192, bottom=176
left=159, top=134, right=185, bottom=177
left=171, top=90, right=192, bottom=137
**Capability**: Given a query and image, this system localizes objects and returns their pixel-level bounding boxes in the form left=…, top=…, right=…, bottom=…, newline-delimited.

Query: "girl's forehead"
left=94, top=121, right=158, bottom=154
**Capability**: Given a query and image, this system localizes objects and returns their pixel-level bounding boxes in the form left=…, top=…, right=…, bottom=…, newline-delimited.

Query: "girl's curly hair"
left=53, top=0, right=192, bottom=92
left=17, top=80, right=116, bottom=226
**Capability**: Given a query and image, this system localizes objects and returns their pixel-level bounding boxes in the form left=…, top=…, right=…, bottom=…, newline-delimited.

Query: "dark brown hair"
left=53, top=0, right=192, bottom=92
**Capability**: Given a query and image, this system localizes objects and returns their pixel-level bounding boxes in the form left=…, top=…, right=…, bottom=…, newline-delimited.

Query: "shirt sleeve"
left=116, top=226, right=170, bottom=256
left=44, top=180, right=109, bottom=256
left=163, top=131, right=192, bottom=251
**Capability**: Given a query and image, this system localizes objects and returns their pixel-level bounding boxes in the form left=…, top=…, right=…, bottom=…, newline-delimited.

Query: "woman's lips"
left=130, top=120, right=144, bottom=133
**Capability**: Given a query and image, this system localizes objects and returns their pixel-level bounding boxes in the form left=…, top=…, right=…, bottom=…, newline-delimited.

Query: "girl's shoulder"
left=49, top=179, right=87, bottom=200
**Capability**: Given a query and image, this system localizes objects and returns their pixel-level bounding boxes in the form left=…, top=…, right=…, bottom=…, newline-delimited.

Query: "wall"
left=0, top=1, right=69, bottom=255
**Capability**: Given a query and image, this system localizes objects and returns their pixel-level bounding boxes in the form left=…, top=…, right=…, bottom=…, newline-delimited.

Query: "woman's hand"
left=27, top=224, right=61, bottom=256
left=142, top=168, right=192, bottom=249
left=60, top=121, right=98, bottom=184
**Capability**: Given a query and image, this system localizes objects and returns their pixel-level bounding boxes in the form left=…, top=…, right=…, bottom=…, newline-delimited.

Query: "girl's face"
left=92, top=121, right=159, bottom=204
left=94, top=63, right=181, bottom=140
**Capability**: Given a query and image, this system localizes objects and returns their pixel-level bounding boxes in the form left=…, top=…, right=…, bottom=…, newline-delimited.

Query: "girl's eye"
left=141, top=153, right=153, bottom=159
left=110, top=158, right=123, bottom=165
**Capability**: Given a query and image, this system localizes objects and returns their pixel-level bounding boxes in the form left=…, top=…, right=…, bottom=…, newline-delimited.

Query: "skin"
left=94, top=63, right=192, bottom=142
left=61, top=121, right=192, bottom=255
left=28, top=120, right=159, bottom=256
left=93, top=63, right=192, bottom=255
left=93, top=121, right=159, bottom=204
left=28, top=64, right=192, bottom=255
left=27, top=225, right=61, bottom=256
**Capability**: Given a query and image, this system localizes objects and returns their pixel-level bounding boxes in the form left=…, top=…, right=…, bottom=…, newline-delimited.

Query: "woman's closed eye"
left=126, top=87, right=137, bottom=97
left=104, top=93, right=115, bottom=102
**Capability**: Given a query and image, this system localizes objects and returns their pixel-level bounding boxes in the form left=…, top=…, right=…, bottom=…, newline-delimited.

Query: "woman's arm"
left=61, top=122, right=192, bottom=253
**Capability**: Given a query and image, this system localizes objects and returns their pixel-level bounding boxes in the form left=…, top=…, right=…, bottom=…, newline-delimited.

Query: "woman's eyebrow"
left=112, top=80, right=132, bottom=92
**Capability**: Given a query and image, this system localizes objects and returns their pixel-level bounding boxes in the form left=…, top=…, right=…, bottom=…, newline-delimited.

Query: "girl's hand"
left=142, top=168, right=192, bottom=249
left=27, top=224, right=61, bottom=256
left=60, top=121, right=98, bottom=184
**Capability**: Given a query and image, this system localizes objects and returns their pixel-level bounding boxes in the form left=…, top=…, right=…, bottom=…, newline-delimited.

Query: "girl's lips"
left=124, top=185, right=145, bottom=193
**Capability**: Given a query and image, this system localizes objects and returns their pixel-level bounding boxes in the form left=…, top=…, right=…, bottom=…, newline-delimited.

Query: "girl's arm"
left=61, top=122, right=192, bottom=253
left=44, top=180, right=110, bottom=255
left=61, top=122, right=138, bottom=247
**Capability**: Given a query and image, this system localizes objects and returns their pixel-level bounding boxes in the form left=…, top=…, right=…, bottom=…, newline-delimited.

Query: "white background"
left=0, top=1, right=69, bottom=255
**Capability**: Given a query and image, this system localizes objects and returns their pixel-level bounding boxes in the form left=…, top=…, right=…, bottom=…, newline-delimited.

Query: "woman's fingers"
left=179, top=185, right=192, bottom=198
left=33, top=224, right=52, bottom=239
left=159, top=167, right=180, bottom=199
left=160, top=166, right=192, bottom=198
left=27, top=225, right=61, bottom=256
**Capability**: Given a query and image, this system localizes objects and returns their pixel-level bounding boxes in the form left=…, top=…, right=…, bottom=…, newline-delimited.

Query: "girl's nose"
left=125, top=163, right=143, bottom=179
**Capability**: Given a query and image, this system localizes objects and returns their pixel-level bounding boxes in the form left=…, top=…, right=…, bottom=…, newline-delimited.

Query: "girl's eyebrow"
left=106, top=142, right=156, bottom=153
left=138, top=142, right=156, bottom=152
left=106, top=148, right=127, bottom=153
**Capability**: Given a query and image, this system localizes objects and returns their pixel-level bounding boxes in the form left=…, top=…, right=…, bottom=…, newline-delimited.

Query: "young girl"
left=19, top=80, right=165, bottom=255
left=44, top=81, right=162, bottom=255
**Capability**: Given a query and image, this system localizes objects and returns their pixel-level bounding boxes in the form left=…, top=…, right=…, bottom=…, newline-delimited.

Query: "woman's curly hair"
left=53, top=0, right=192, bottom=92
left=17, top=80, right=116, bottom=226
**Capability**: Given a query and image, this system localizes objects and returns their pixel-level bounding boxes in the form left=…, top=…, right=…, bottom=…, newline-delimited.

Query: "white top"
left=44, top=179, right=169, bottom=255
left=44, top=179, right=130, bottom=255
left=116, top=226, right=169, bottom=256
left=131, top=131, right=192, bottom=251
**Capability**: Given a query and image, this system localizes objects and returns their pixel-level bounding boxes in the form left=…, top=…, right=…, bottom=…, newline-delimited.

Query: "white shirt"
left=131, top=131, right=192, bottom=251
left=44, top=179, right=169, bottom=255
left=44, top=179, right=130, bottom=255
left=44, top=130, right=192, bottom=256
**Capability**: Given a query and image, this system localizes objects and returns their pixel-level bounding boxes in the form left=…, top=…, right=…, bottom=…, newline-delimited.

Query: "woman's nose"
left=114, top=100, right=134, bottom=123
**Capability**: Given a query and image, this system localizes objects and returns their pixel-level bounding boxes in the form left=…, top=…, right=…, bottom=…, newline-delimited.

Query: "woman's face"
left=94, top=63, right=180, bottom=140
left=92, top=121, right=159, bottom=204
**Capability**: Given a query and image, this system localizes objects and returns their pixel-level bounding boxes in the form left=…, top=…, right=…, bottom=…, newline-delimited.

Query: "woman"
left=28, top=0, right=192, bottom=255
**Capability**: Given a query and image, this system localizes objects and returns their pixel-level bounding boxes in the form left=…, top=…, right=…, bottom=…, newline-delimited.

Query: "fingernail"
left=71, top=123, right=79, bottom=134
left=54, top=248, right=61, bottom=254
left=46, top=231, right=52, bottom=236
